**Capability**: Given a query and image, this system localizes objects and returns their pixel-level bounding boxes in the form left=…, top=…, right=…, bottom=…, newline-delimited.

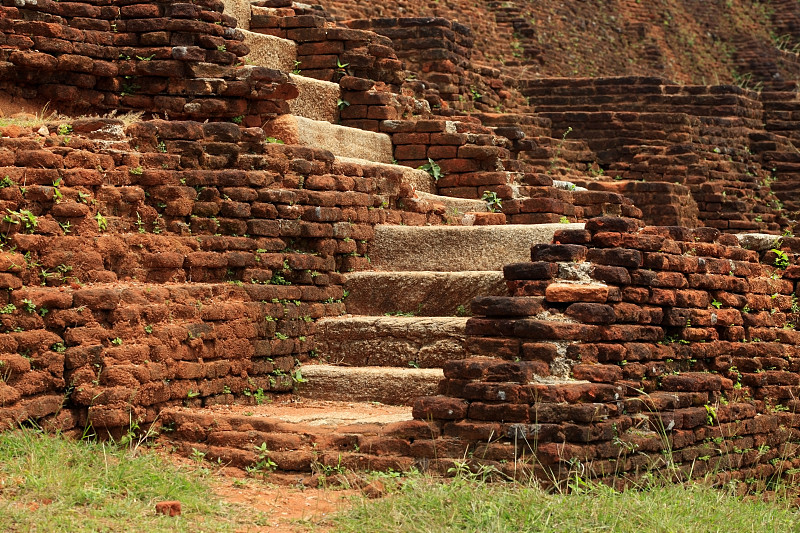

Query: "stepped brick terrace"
left=3, top=0, right=800, bottom=488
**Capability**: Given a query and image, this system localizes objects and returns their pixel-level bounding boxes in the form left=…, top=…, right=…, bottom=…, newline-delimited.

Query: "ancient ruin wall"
left=320, top=0, right=800, bottom=86
left=0, top=0, right=296, bottom=123
left=0, top=119, right=445, bottom=434
left=521, top=77, right=788, bottom=232
left=413, top=217, right=800, bottom=484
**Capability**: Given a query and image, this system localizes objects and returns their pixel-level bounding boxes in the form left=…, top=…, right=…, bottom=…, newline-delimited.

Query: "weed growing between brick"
left=328, top=473, right=800, bottom=533
left=0, top=427, right=269, bottom=532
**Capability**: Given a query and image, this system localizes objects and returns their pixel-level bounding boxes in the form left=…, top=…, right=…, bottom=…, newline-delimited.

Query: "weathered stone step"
left=414, top=191, right=489, bottom=215
left=313, top=316, right=469, bottom=367
left=369, top=223, right=583, bottom=271
left=294, top=364, right=442, bottom=405
left=241, top=29, right=297, bottom=72
left=288, top=74, right=340, bottom=122
left=265, top=115, right=393, bottom=163
left=222, top=0, right=254, bottom=30
left=164, top=400, right=412, bottom=436
left=337, top=156, right=436, bottom=193
left=344, top=271, right=505, bottom=316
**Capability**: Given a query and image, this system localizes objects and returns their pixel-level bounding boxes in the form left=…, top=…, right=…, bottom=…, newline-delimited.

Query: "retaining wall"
left=413, top=216, right=800, bottom=485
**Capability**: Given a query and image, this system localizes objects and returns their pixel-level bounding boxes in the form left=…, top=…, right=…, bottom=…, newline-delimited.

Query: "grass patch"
left=0, top=107, right=144, bottom=130
left=329, top=475, right=800, bottom=532
left=0, top=427, right=268, bottom=532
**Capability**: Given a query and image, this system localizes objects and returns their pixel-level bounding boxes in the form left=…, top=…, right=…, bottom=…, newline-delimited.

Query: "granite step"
left=343, top=271, right=505, bottom=316
left=369, top=223, right=583, bottom=271
left=288, top=74, right=340, bottom=122
left=313, top=316, right=469, bottom=368
left=265, top=115, right=393, bottom=162
left=294, top=365, right=442, bottom=405
left=241, top=29, right=297, bottom=72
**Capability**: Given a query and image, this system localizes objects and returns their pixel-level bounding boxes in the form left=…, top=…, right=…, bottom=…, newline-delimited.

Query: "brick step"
left=160, top=399, right=424, bottom=472
left=265, top=115, right=393, bottom=163
left=368, top=223, right=582, bottom=272
left=343, top=271, right=505, bottom=316
left=294, top=364, right=442, bottom=405
left=313, top=316, right=469, bottom=368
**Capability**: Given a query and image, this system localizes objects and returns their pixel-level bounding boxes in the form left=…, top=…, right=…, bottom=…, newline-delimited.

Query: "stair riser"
left=241, top=30, right=297, bottom=72
left=264, top=115, right=394, bottom=162
left=314, top=318, right=468, bottom=368
left=221, top=0, right=252, bottom=30
left=369, top=223, right=584, bottom=271
left=288, top=74, right=340, bottom=123
left=344, top=272, right=506, bottom=316
left=295, top=366, right=443, bottom=405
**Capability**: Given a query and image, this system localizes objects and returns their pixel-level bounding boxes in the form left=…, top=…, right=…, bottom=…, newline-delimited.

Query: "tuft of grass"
left=0, top=103, right=64, bottom=129
left=0, top=428, right=267, bottom=532
left=329, top=475, right=800, bottom=533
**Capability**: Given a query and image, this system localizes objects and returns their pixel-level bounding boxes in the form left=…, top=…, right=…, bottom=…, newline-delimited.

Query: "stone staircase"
left=228, top=0, right=505, bottom=218
left=159, top=221, right=578, bottom=473
left=150, top=1, right=596, bottom=473
left=301, top=222, right=580, bottom=404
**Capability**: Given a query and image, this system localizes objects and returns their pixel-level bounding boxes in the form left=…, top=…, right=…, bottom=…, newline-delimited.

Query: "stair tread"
left=300, top=364, right=444, bottom=376
left=164, top=398, right=413, bottom=429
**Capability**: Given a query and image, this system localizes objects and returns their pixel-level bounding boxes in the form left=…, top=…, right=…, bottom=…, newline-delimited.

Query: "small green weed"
left=772, top=248, right=790, bottom=269
left=481, top=190, right=502, bottom=212
left=418, top=158, right=443, bottom=181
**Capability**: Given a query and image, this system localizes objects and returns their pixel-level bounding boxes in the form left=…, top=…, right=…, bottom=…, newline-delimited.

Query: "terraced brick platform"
left=4, top=0, right=800, bottom=490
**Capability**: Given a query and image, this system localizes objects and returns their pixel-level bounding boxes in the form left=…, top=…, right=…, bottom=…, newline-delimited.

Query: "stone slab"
left=314, top=316, right=469, bottom=368
left=265, top=116, right=393, bottom=162
left=241, top=29, right=296, bottom=72
left=295, top=365, right=443, bottom=406
left=344, top=271, right=505, bottom=316
left=288, top=74, right=340, bottom=123
left=369, top=223, right=585, bottom=271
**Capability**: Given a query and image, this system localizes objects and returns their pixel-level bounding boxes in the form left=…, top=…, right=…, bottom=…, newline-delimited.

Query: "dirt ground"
left=211, top=474, right=357, bottom=532
left=159, top=448, right=361, bottom=532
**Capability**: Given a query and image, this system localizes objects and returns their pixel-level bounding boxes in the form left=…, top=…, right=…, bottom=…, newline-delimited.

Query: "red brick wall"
left=0, top=0, right=295, bottom=123
left=0, top=119, right=445, bottom=434
left=415, top=216, right=800, bottom=484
